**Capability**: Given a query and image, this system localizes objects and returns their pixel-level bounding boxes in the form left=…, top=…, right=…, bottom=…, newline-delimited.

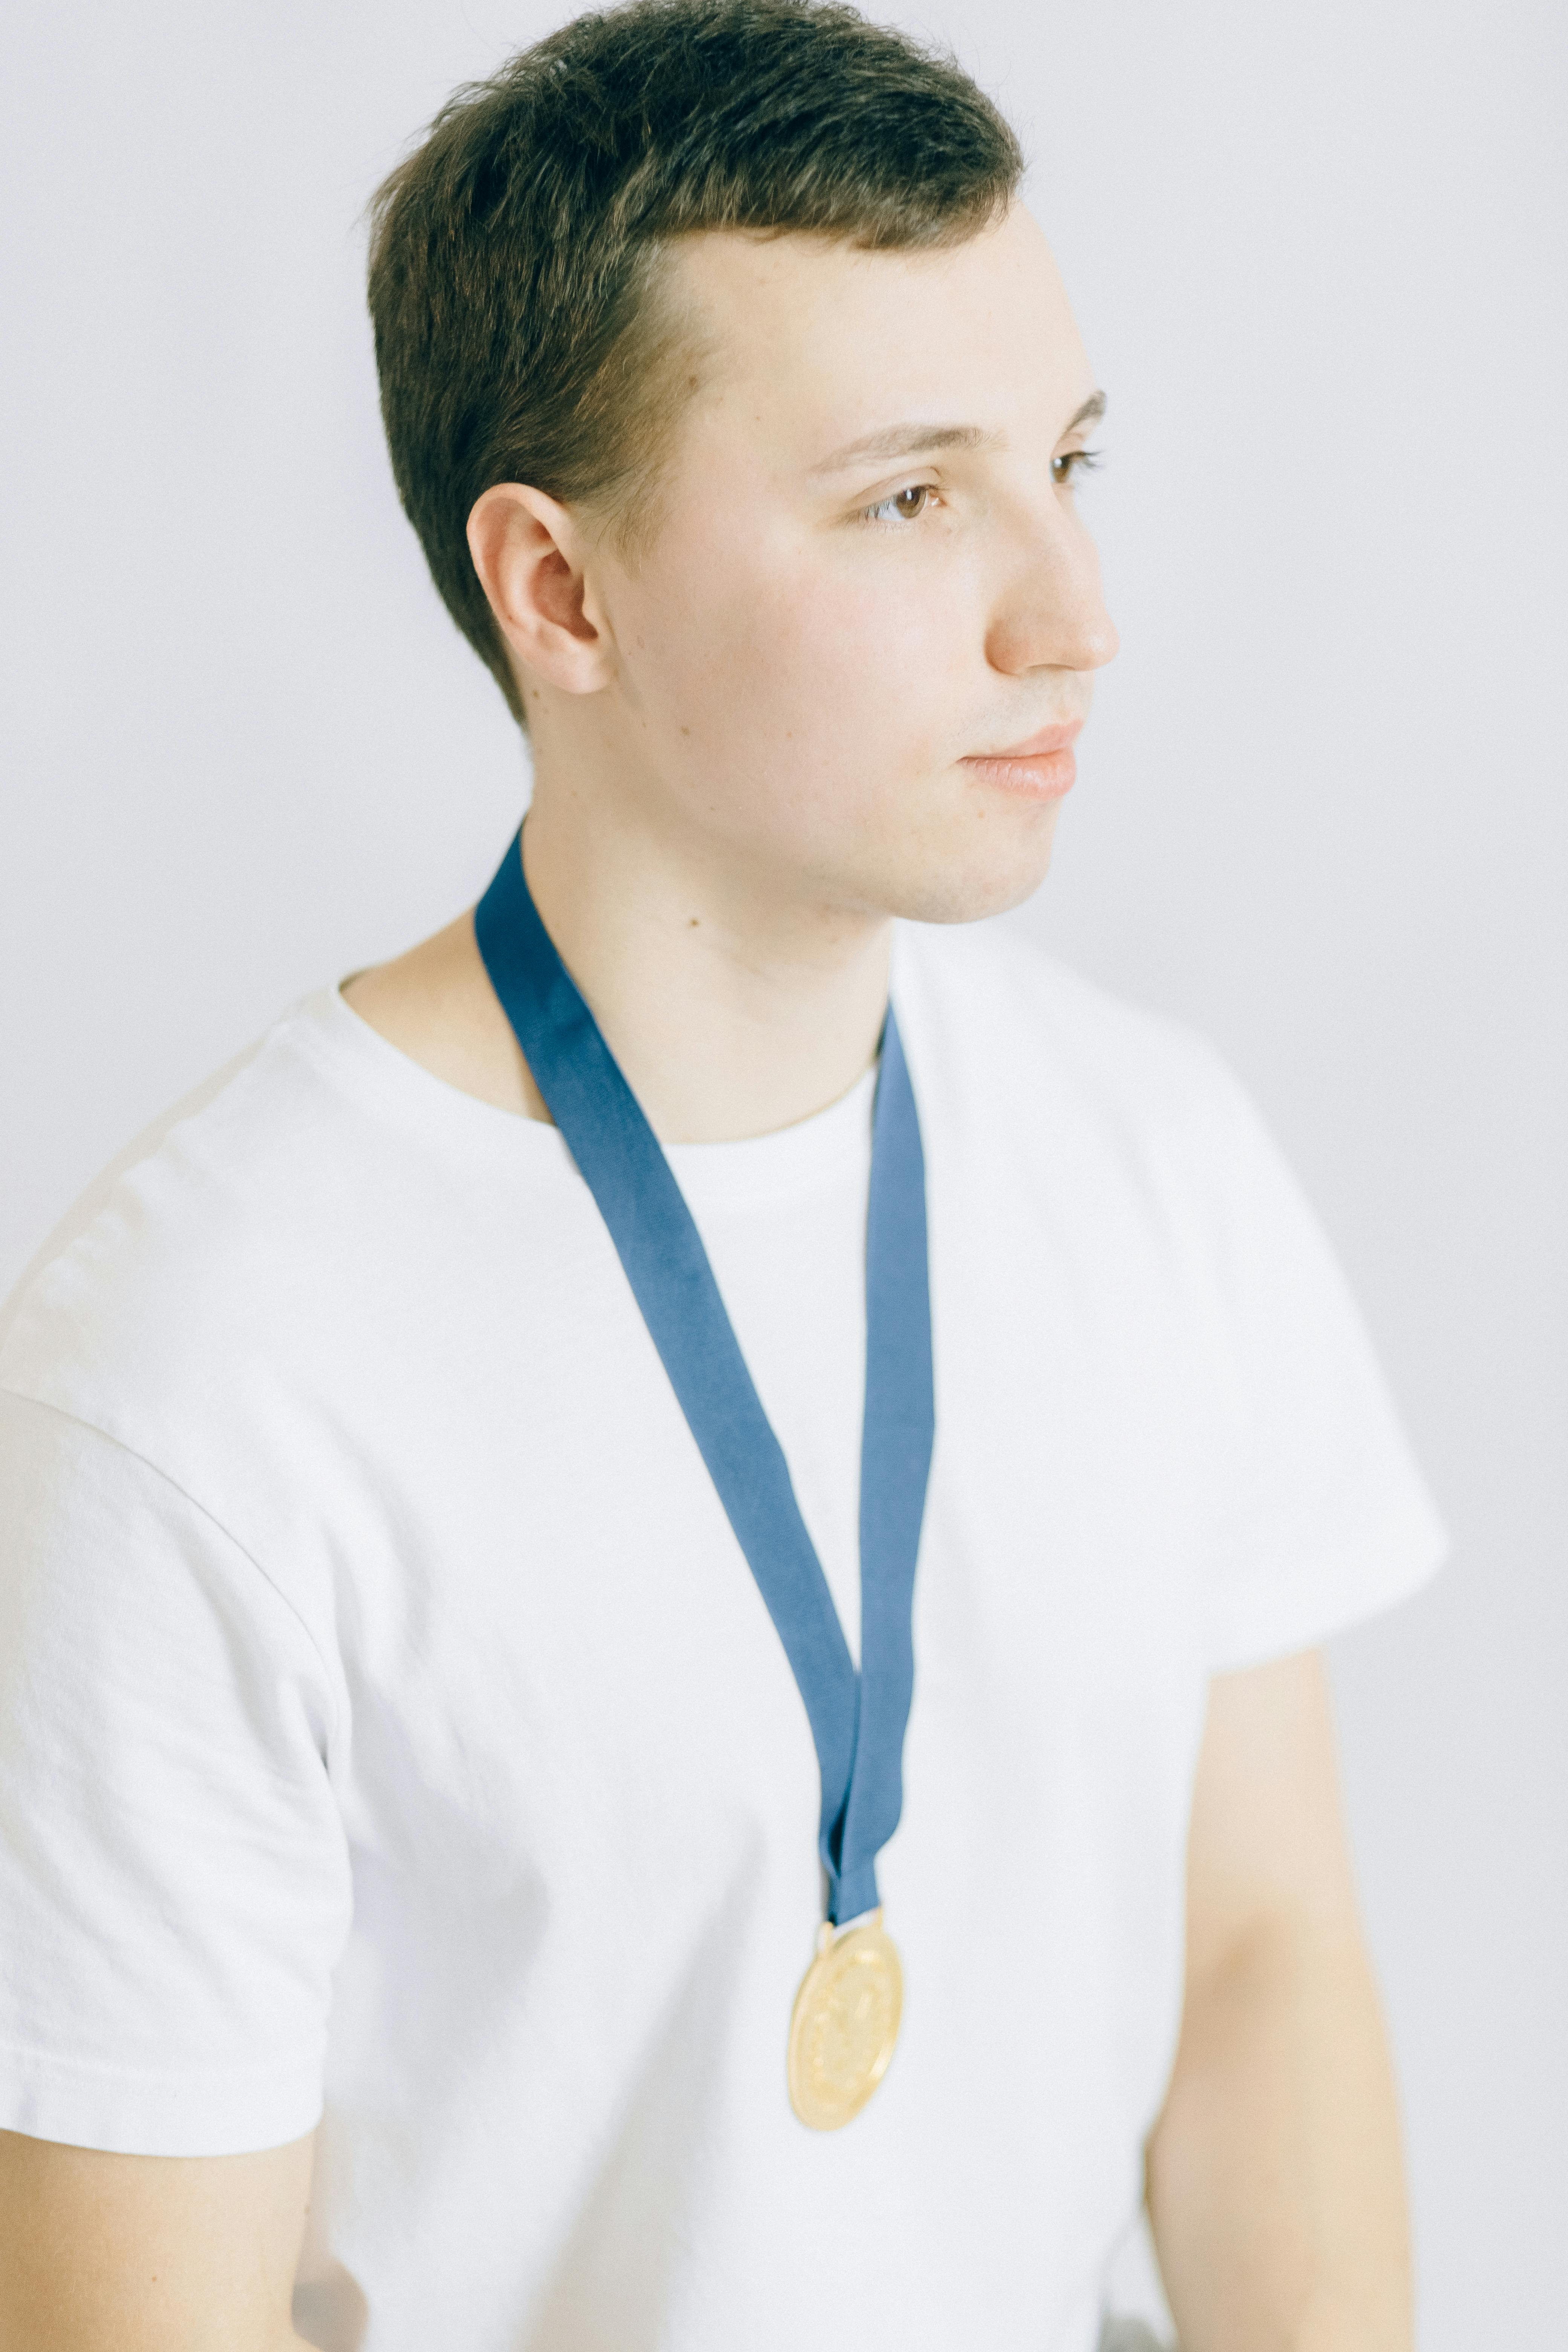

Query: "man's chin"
left=881, top=805, right=1063, bottom=927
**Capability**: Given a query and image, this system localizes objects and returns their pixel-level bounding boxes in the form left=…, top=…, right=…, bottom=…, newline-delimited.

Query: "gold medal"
left=786, top=1909, right=903, bottom=2130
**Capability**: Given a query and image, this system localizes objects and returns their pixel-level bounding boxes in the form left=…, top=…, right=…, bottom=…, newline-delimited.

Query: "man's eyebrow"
left=1064, top=390, right=1107, bottom=433
left=810, top=422, right=999, bottom=474
left=810, top=391, right=1107, bottom=475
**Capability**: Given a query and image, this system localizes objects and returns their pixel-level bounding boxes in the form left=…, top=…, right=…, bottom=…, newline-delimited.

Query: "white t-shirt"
left=0, top=919, right=1446, bottom=2352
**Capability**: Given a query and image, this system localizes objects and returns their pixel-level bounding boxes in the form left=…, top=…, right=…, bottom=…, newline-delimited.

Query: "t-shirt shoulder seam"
left=901, top=924, right=1250, bottom=1166
left=0, top=1384, right=344, bottom=1751
left=901, top=919, right=1230, bottom=1065
left=0, top=1000, right=331, bottom=1340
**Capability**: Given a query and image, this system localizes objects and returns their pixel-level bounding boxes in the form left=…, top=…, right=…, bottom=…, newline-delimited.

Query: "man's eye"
left=1054, top=447, right=1104, bottom=487
left=862, top=483, right=935, bottom=525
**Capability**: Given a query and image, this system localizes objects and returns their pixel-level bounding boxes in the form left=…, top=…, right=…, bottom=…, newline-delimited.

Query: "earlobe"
left=466, top=483, right=614, bottom=698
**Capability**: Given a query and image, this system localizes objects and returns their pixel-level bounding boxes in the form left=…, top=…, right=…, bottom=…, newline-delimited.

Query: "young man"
left=0, top=3, right=1446, bottom=2347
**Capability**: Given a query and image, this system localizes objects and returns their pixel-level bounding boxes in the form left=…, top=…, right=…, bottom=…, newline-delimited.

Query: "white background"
left=2, top=2, right=1562, bottom=2340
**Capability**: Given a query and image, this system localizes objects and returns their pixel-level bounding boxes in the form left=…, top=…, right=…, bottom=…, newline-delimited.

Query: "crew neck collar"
left=299, top=983, right=879, bottom=1207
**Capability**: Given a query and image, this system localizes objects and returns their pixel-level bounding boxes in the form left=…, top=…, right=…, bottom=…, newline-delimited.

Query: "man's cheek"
left=794, top=589, right=950, bottom=705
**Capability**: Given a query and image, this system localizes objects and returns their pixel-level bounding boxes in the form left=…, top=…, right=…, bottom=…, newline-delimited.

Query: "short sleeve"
left=1179, top=1049, right=1451, bottom=1674
left=0, top=1388, right=351, bottom=2156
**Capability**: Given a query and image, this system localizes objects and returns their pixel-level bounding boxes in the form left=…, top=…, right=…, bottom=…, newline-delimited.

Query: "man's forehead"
left=662, top=207, right=1090, bottom=458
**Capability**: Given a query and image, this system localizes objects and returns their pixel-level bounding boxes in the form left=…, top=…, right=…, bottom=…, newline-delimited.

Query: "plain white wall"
left=2, top=2, right=1562, bottom=2341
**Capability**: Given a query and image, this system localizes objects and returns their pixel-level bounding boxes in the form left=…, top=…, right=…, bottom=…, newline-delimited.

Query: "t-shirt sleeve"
left=1174, top=1042, right=1450, bottom=1675
left=0, top=1388, right=351, bottom=2156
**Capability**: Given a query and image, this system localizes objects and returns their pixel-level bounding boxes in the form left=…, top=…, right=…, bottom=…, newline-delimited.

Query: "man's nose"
left=983, top=502, right=1120, bottom=680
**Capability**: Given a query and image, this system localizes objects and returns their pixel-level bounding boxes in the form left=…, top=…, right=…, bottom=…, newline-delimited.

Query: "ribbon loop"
left=476, top=829, right=934, bottom=1923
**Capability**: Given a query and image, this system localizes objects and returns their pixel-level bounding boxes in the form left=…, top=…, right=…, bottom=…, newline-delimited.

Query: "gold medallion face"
left=787, top=1911, right=903, bottom=2131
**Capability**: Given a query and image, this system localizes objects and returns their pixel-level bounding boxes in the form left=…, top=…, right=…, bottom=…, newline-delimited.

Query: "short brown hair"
left=367, top=0, right=1023, bottom=722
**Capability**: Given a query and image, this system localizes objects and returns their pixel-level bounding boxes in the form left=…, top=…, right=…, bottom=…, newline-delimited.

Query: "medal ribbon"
left=476, top=828, right=935, bottom=1925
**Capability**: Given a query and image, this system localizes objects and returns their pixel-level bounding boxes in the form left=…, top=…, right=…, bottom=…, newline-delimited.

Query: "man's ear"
left=467, top=483, right=614, bottom=700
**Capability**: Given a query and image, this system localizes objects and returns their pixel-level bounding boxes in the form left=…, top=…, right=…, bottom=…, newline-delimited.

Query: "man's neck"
left=341, top=781, right=893, bottom=1145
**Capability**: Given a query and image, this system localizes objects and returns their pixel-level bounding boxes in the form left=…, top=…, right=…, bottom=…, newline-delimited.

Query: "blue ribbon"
left=476, top=828, right=934, bottom=1924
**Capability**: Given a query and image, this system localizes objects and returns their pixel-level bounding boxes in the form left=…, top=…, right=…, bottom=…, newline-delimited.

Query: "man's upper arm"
left=1182, top=1646, right=1366, bottom=1990
left=1147, top=1608, right=1419, bottom=2352
left=0, top=2128, right=314, bottom=2352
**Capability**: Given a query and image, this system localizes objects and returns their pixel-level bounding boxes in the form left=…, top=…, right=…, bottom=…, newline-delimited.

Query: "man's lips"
left=959, top=718, right=1084, bottom=798
left=964, top=719, right=1084, bottom=760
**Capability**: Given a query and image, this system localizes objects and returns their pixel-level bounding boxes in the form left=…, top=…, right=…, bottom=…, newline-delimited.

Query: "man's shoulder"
left=894, top=916, right=1244, bottom=1148
left=0, top=993, right=378, bottom=1421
